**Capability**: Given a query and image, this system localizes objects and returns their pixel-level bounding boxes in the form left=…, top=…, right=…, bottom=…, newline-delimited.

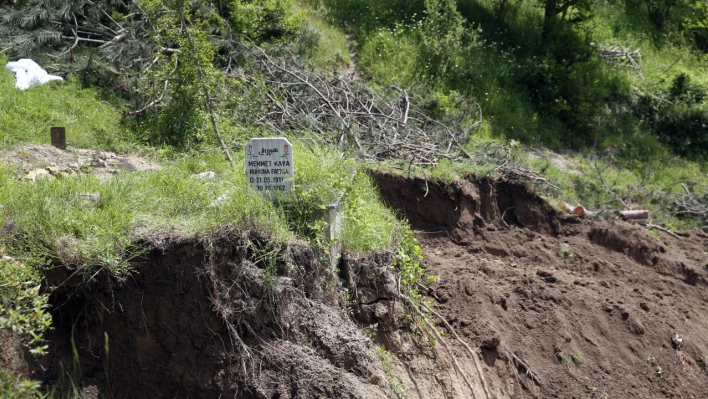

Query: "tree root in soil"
left=421, top=302, right=493, bottom=399
left=397, top=293, right=481, bottom=399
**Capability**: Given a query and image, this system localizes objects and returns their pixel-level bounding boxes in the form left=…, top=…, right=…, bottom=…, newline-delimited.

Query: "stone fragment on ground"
left=2, top=144, right=160, bottom=179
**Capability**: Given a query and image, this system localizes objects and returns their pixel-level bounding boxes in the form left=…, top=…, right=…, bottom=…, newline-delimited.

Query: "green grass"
left=0, top=55, right=128, bottom=151
left=0, top=141, right=398, bottom=273
left=300, top=4, right=354, bottom=72
left=524, top=147, right=708, bottom=228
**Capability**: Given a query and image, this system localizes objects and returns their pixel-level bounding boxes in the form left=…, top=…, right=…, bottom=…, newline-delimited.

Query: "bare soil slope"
left=375, top=172, right=708, bottom=399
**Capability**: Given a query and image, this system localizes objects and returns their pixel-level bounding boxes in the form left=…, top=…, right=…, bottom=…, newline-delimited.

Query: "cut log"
left=563, top=203, right=595, bottom=217
left=620, top=210, right=649, bottom=220
left=564, top=203, right=576, bottom=214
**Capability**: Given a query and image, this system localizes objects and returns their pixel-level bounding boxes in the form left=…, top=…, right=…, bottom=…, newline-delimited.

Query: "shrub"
left=634, top=73, right=708, bottom=161
left=227, top=0, right=305, bottom=41
left=0, top=255, right=52, bottom=362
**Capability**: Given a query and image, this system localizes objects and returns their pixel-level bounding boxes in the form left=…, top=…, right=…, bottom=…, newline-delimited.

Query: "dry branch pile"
left=231, top=42, right=482, bottom=165
left=598, top=45, right=643, bottom=76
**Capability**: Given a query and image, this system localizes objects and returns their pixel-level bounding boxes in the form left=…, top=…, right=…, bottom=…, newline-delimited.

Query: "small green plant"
left=392, top=224, right=424, bottom=301
left=0, top=370, right=41, bottom=399
left=363, top=323, right=378, bottom=340
left=573, top=352, right=585, bottom=364
left=698, top=354, right=707, bottom=372
left=556, top=349, right=571, bottom=367
left=376, top=345, right=407, bottom=398
left=558, top=243, right=574, bottom=260
left=647, top=229, right=661, bottom=241
left=648, top=356, right=663, bottom=378
left=0, top=256, right=53, bottom=356
left=586, top=386, right=609, bottom=399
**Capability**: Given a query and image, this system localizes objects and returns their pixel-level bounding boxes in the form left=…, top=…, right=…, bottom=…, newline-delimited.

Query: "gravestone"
left=245, top=137, right=294, bottom=198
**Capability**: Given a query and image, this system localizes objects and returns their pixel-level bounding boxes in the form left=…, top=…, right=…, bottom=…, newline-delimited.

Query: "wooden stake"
left=50, top=127, right=66, bottom=149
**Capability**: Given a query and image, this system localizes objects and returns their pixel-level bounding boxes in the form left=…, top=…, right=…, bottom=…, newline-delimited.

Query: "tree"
left=539, top=0, right=593, bottom=37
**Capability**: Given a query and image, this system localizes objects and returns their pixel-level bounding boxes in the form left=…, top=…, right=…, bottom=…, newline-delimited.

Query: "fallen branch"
left=229, top=40, right=481, bottom=165
left=644, top=223, right=681, bottom=239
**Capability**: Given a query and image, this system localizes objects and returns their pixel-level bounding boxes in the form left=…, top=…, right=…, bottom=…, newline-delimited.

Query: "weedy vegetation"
left=558, top=244, right=574, bottom=260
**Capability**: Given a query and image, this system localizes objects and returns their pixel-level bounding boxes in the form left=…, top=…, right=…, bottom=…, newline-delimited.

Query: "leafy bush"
left=227, top=0, right=305, bottom=41
left=0, top=255, right=52, bottom=355
left=634, top=73, right=708, bottom=161
left=522, top=48, right=628, bottom=146
left=0, top=370, right=41, bottom=399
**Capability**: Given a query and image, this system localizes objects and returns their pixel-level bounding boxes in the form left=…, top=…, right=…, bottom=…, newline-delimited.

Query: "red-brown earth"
left=374, top=171, right=708, bottom=399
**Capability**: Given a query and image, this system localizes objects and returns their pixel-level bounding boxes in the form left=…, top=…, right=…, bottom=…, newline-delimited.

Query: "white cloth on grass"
left=5, top=59, right=63, bottom=90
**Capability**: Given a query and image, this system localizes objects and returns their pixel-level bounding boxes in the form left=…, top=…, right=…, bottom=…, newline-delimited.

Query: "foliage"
left=297, top=6, right=353, bottom=72
left=392, top=224, right=425, bottom=299
left=131, top=0, right=231, bottom=147
left=376, top=345, right=407, bottom=398
left=342, top=172, right=397, bottom=252
left=0, top=255, right=52, bottom=356
left=536, top=0, right=594, bottom=37
left=572, top=352, right=585, bottom=364
left=278, top=144, right=355, bottom=239
left=0, top=370, right=41, bottom=399
left=558, top=243, right=574, bottom=259
left=226, top=0, right=305, bottom=41
left=633, top=73, right=708, bottom=161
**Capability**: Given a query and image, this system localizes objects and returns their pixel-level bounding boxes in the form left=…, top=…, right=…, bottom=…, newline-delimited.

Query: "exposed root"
left=421, top=302, right=492, bottom=399
left=510, top=352, right=542, bottom=387
left=397, top=294, right=479, bottom=399
left=203, top=239, right=253, bottom=365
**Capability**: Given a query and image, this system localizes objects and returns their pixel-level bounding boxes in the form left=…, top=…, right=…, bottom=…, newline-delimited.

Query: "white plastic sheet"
left=5, top=59, right=63, bottom=90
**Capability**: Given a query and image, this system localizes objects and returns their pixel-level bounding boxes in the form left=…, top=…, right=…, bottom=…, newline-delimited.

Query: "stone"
left=191, top=171, right=219, bottom=181
left=24, top=168, right=50, bottom=180
left=79, top=193, right=101, bottom=201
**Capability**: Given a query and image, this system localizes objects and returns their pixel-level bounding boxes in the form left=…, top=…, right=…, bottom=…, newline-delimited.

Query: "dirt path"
left=375, top=171, right=708, bottom=398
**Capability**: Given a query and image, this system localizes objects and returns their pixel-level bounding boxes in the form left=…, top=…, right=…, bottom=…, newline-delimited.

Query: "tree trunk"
left=542, top=0, right=557, bottom=38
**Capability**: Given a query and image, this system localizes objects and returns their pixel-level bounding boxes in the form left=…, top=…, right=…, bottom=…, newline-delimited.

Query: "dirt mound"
left=374, top=171, right=708, bottom=398
left=1, top=144, right=159, bottom=179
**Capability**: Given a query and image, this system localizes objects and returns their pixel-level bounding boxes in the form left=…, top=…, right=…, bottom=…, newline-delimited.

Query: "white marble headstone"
left=245, top=137, right=294, bottom=198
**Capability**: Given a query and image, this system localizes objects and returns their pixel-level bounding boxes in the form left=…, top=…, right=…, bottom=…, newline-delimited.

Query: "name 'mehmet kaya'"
left=247, top=159, right=292, bottom=175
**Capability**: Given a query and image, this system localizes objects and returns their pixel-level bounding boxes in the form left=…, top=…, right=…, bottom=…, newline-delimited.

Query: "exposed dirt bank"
left=17, top=171, right=708, bottom=399
left=33, top=230, right=395, bottom=398
left=374, top=171, right=708, bottom=398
